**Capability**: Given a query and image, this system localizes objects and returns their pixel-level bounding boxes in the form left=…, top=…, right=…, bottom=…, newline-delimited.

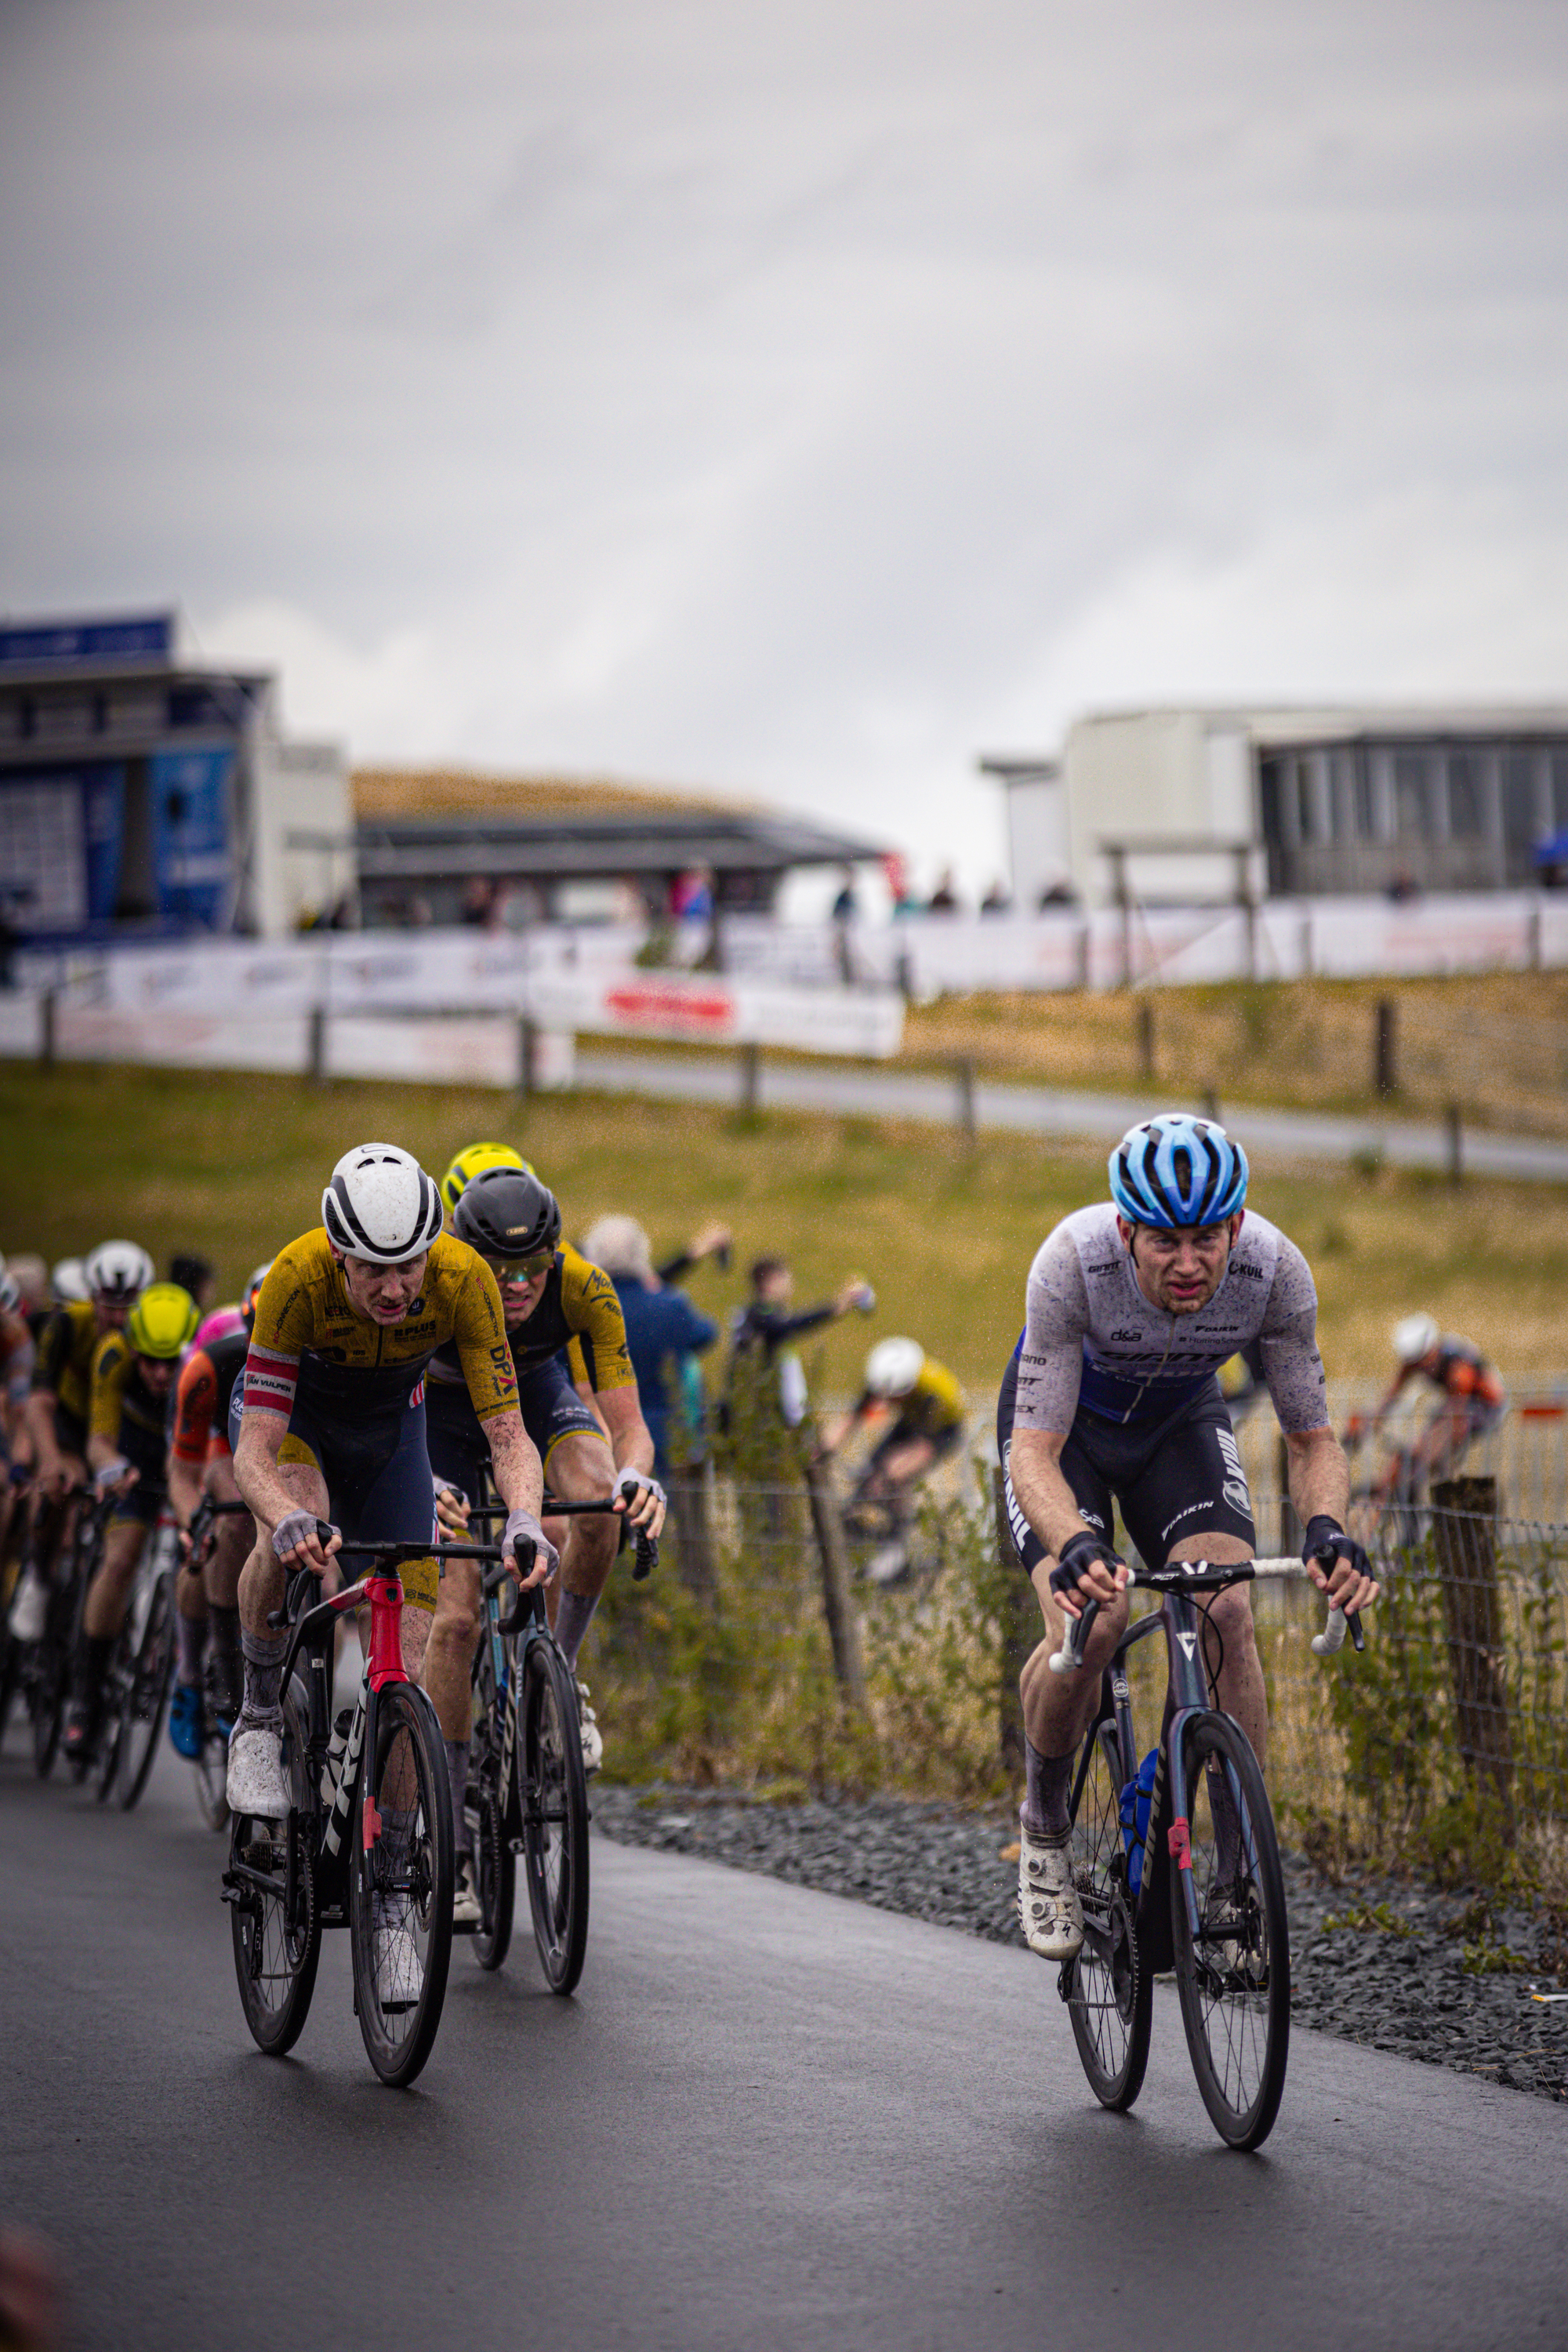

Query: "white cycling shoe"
left=1018, top=1825, right=1085, bottom=1961
left=8, top=1573, right=48, bottom=1644
left=226, top=1722, right=289, bottom=1820
left=452, top=1851, right=481, bottom=1932
left=575, top=1681, right=603, bottom=1777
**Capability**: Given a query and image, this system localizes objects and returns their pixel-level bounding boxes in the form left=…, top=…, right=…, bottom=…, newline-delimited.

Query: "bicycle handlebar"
left=1047, top=1555, right=1367, bottom=1675
left=462, top=1497, right=659, bottom=1582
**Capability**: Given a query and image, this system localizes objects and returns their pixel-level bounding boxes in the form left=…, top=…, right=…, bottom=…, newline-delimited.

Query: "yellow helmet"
left=127, top=1282, right=200, bottom=1359
left=439, top=1141, right=535, bottom=1212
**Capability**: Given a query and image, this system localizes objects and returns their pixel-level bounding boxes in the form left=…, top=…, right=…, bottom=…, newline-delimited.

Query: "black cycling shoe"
left=63, top=1694, right=103, bottom=1767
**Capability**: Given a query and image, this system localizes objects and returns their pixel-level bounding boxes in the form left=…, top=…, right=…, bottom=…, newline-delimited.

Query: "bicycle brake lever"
left=631, top=1530, right=657, bottom=1581
left=1048, top=1595, right=1098, bottom=1674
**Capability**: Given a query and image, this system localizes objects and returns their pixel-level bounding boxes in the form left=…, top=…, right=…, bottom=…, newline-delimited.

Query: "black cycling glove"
left=1049, top=1528, right=1125, bottom=1600
left=1301, top=1513, right=1371, bottom=1584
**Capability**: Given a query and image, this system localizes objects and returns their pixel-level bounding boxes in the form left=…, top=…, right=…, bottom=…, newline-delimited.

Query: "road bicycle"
left=13, top=1488, right=110, bottom=1779
left=91, top=1506, right=180, bottom=1809
left=181, top=1493, right=252, bottom=1831
left=222, top=1530, right=507, bottom=2088
left=1054, top=1554, right=1363, bottom=2151
left=463, top=1496, right=657, bottom=1994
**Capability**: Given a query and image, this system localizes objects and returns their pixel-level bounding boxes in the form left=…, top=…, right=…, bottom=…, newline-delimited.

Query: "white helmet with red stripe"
left=321, top=1145, right=443, bottom=1266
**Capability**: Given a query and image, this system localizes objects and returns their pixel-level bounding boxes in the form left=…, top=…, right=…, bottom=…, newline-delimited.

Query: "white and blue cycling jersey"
left=1011, top=1203, right=1328, bottom=1436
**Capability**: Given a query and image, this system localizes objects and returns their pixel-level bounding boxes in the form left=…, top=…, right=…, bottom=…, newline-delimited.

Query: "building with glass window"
left=985, top=705, right=1568, bottom=911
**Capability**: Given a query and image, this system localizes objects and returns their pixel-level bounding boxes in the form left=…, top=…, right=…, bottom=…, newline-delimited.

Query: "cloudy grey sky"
left=3, top=0, right=1566, bottom=894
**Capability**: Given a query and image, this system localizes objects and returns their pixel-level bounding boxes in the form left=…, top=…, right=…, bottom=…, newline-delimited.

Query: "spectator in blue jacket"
left=579, top=1215, right=727, bottom=1479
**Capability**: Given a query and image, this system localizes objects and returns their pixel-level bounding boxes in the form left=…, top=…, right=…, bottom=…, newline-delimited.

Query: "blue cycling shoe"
left=168, top=1679, right=204, bottom=1759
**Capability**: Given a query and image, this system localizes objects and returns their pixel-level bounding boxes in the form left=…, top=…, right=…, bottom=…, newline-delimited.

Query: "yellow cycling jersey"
left=864, top=1358, right=966, bottom=1439
left=31, top=1300, right=100, bottom=1425
left=430, top=1243, right=635, bottom=1397
left=89, top=1330, right=169, bottom=1472
left=244, top=1227, right=517, bottom=1421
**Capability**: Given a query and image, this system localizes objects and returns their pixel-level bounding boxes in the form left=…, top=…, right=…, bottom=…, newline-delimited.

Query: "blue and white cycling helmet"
left=1109, top=1115, right=1249, bottom=1230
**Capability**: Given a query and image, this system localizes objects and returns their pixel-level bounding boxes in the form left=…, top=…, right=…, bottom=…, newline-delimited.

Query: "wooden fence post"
left=39, top=989, right=56, bottom=1067
left=1430, top=1476, right=1515, bottom=1833
left=739, top=1040, right=760, bottom=1112
left=1136, top=997, right=1155, bottom=1081
left=1374, top=998, right=1397, bottom=1096
left=517, top=1014, right=536, bottom=1098
left=307, top=1006, right=327, bottom=1085
left=803, top=1452, right=867, bottom=1712
left=1446, top=1102, right=1463, bottom=1186
left=955, top=1055, right=977, bottom=1144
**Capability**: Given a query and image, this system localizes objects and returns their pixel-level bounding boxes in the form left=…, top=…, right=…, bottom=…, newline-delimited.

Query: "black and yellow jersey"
left=31, top=1301, right=100, bottom=1423
left=859, top=1359, right=966, bottom=1440
left=89, top=1330, right=169, bottom=1476
left=244, top=1227, right=517, bottom=1422
left=429, top=1243, right=635, bottom=1398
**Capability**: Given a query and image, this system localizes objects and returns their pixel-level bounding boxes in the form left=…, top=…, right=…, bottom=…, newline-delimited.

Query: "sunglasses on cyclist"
left=487, top=1250, right=555, bottom=1283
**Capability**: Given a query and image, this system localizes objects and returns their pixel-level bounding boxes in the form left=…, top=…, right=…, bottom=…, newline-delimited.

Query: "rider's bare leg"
left=542, top=1430, right=618, bottom=1668
left=82, top=1519, right=148, bottom=1642
left=1167, top=1529, right=1266, bottom=1767
left=1018, top=1557, right=1130, bottom=1833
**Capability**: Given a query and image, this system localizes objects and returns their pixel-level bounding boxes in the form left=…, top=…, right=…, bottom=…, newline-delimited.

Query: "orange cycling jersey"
left=1430, top=1338, right=1505, bottom=1410
left=242, top=1228, right=517, bottom=1423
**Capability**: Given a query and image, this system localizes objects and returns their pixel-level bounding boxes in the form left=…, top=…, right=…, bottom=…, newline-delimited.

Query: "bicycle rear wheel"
left=227, top=1682, right=321, bottom=2056
left=349, top=1681, right=453, bottom=2087
left=1170, top=1710, right=1290, bottom=2151
left=31, top=1573, right=76, bottom=1780
left=519, top=1636, right=589, bottom=1994
left=114, top=1568, right=176, bottom=1810
left=1065, top=1719, right=1151, bottom=2111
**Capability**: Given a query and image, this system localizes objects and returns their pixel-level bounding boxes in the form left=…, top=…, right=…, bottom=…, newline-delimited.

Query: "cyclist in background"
left=0, top=1272, right=34, bottom=1566
left=1000, top=1116, right=1377, bottom=1964
left=423, top=1167, right=663, bottom=1910
left=1349, top=1314, right=1507, bottom=1489
left=9, top=1241, right=154, bottom=1646
left=818, top=1337, right=966, bottom=1579
left=227, top=1145, right=554, bottom=1838
left=439, top=1140, right=532, bottom=1210
left=64, top=1282, right=200, bottom=1762
left=164, top=1262, right=270, bottom=1755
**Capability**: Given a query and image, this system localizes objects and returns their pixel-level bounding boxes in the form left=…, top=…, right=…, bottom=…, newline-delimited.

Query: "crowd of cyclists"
left=0, top=1104, right=1510, bottom=2016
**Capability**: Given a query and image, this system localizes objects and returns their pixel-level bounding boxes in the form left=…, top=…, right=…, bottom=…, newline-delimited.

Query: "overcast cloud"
left=2, top=0, right=1566, bottom=895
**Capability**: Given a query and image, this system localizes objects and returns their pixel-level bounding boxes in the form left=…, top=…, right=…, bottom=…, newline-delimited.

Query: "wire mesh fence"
left=588, top=1441, right=1568, bottom=1889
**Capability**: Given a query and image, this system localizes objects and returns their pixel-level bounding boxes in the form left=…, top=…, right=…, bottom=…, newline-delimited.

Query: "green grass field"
left=5, top=1058, right=1568, bottom=1386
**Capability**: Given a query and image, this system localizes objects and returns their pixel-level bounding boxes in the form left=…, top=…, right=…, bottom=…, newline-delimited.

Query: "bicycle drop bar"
left=463, top=1497, right=659, bottom=1581
left=1047, top=1555, right=1365, bottom=1675
left=266, top=1533, right=535, bottom=1629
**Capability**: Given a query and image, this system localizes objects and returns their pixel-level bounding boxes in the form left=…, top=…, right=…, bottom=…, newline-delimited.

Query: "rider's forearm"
left=485, top=1410, right=544, bottom=1517
left=605, top=1405, right=655, bottom=1482
left=166, top=1454, right=205, bottom=1528
left=24, top=1392, right=62, bottom=1474
left=1009, top=1428, right=1099, bottom=1562
left=1284, top=1425, right=1351, bottom=1526
left=233, top=1413, right=301, bottom=1534
left=86, top=1430, right=124, bottom=1475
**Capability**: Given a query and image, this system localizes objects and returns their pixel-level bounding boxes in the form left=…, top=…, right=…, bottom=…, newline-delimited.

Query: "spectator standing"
left=580, top=1214, right=727, bottom=1598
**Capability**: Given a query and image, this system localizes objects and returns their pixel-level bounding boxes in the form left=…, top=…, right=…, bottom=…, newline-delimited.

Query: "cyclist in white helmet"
left=1347, top=1314, right=1507, bottom=1491
left=819, top=1337, right=967, bottom=1579
left=227, top=1145, right=557, bottom=1882
left=9, top=1240, right=154, bottom=1646
left=999, top=1115, right=1378, bottom=1965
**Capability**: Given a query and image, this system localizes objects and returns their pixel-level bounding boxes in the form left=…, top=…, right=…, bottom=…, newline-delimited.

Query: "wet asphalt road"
left=3, top=1729, right=1567, bottom=2352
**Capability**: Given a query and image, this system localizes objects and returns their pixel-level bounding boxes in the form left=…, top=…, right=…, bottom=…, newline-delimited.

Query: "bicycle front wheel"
left=349, top=1681, right=453, bottom=2087
left=1066, top=1719, right=1151, bottom=2111
left=115, top=1569, right=176, bottom=1810
left=1170, top=1710, right=1290, bottom=2151
left=518, top=1637, right=589, bottom=1994
left=228, top=1681, right=321, bottom=2056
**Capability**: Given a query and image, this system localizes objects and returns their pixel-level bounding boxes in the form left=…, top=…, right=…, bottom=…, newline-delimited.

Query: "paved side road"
left=3, top=1740, right=1566, bottom=2351
left=576, top=1047, right=1568, bottom=1181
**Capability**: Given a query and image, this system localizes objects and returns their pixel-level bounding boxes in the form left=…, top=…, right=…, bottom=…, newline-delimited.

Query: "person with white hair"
left=1346, top=1314, right=1507, bottom=1488
left=579, top=1214, right=727, bottom=1595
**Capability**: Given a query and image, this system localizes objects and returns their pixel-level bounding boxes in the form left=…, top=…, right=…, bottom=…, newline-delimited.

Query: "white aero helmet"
left=85, top=1239, right=155, bottom=1299
left=51, top=1257, right=89, bottom=1303
left=1393, top=1312, right=1440, bottom=1364
left=321, top=1144, right=444, bottom=1266
left=866, top=1336, right=926, bottom=1399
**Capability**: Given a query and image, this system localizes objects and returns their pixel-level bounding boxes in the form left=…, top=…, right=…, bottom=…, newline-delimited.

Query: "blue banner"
left=0, top=613, right=172, bottom=670
left=150, top=747, right=234, bottom=927
left=81, top=766, right=126, bottom=920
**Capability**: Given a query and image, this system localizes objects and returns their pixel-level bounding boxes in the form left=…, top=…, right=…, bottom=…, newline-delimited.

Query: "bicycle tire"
left=1169, top=1710, right=1290, bottom=2151
left=472, top=1782, right=517, bottom=1973
left=1065, top=1719, right=1152, bottom=2111
left=519, top=1636, right=590, bottom=1995
left=349, top=1680, right=453, bottom=2088
left=192, top=1735, right=230, bottom=1831
left=31, top=1570, right=77, bottom=1780
left=229, top=1680, right=321, bottom=2056
left=0, top=1628, right=17, bottom=1746
left=115, top=1567, right=176, bottom=1810
left=93, top=1639, right=127, bottom=1802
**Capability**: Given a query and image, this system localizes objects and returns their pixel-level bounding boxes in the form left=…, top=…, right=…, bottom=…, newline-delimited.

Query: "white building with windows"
left=985, top=706, right=1568, bottom=913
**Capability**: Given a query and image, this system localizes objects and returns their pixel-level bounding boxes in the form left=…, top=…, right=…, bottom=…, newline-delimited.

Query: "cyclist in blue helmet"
left=996, top=1112, right=1377, bottom=1965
